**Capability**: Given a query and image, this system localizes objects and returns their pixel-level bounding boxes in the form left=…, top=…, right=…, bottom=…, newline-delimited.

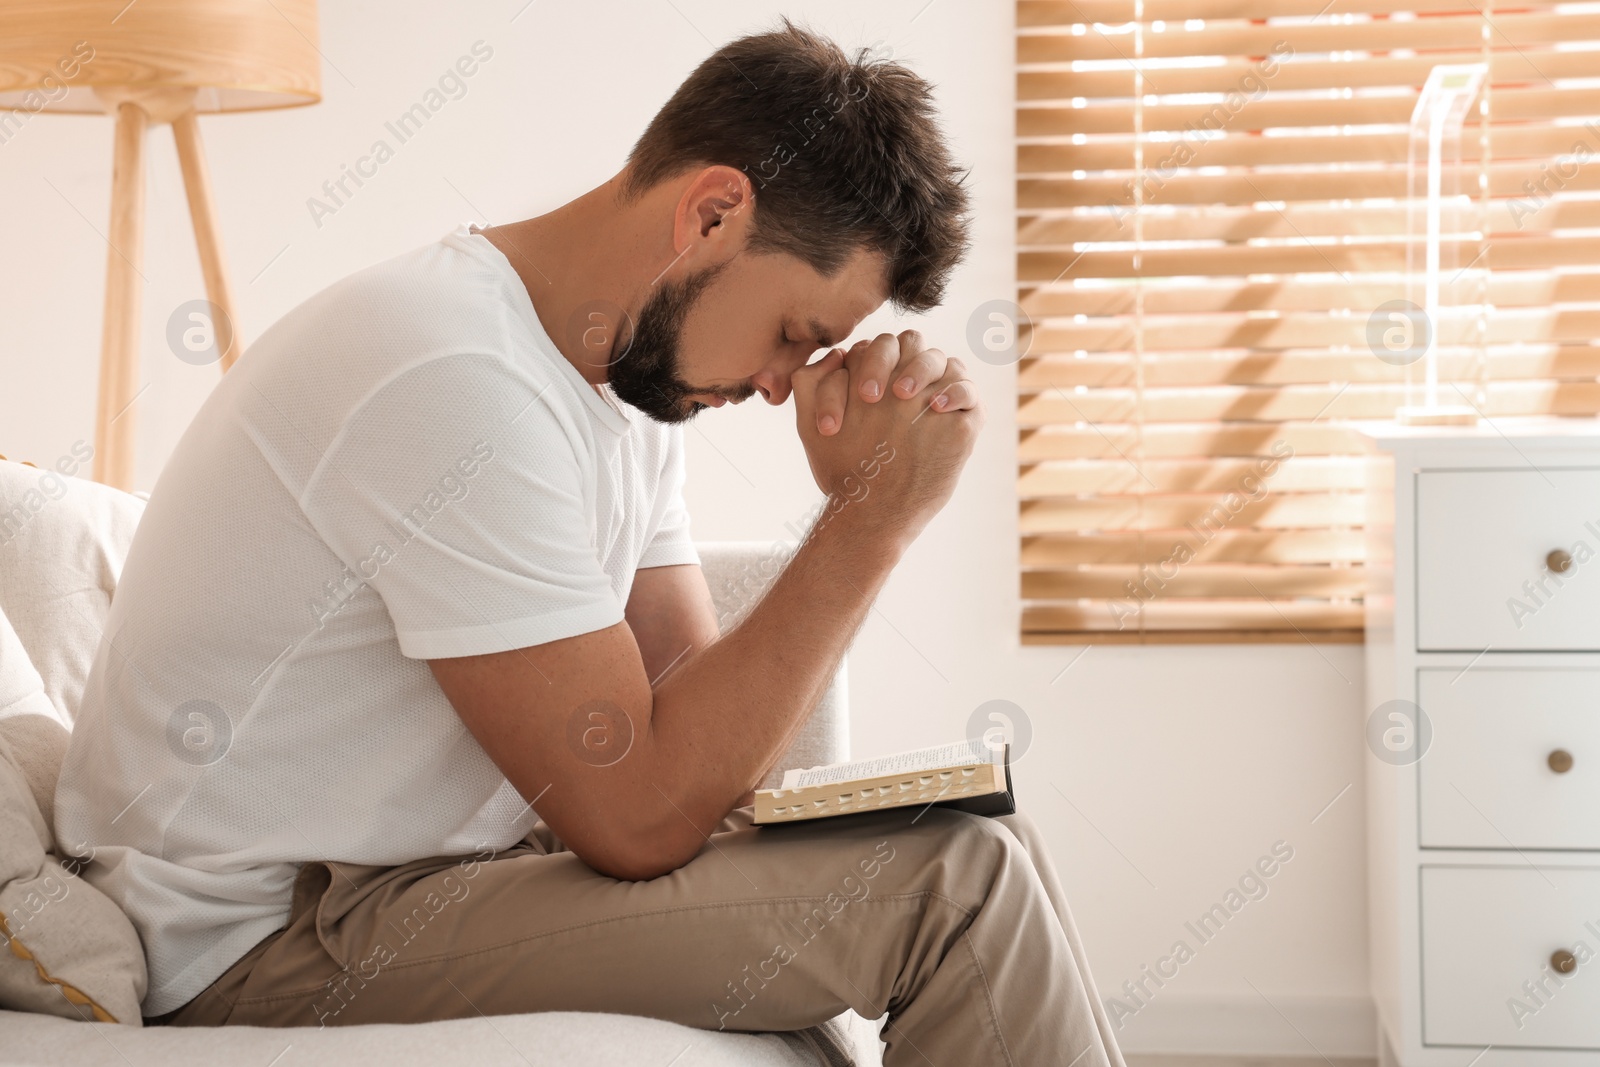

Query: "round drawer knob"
left=1553, top=949, right=1579, bottom=974
left=1548, top=548, right=1575, bottom=574
left=1549, top=749, right=1575, bottom=774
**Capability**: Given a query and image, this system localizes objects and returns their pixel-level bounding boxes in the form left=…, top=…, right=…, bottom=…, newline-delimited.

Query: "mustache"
left=709, top=381, right=758, bottom=403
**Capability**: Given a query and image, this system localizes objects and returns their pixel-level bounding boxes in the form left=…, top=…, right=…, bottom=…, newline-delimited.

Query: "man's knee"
left=991, top=811, right=1047, bottom=857
left=900, top=809, right=1033, bottom=891
left=923, top=808, right=1024, bottom=845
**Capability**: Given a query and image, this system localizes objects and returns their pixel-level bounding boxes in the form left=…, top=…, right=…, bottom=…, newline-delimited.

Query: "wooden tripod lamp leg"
left=171, top=110, right=244, bottom=371
left=92, top=101, right=148, bottom=491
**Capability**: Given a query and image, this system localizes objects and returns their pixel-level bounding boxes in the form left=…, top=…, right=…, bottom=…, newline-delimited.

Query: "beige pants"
left=160, top=806, right=1126, bottom=1067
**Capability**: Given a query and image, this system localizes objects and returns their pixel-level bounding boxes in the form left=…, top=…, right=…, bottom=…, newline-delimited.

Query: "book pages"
left=779, top=737, right=1000, bottom=789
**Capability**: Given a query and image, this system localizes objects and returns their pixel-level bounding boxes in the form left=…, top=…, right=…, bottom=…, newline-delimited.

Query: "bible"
left=753, top=737, right=1014, bottom=825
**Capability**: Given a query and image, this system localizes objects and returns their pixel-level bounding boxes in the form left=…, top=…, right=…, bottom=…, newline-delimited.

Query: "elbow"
left=575, top=817, right=705, bottom=882
left=585, top=852, right=679, bottom=882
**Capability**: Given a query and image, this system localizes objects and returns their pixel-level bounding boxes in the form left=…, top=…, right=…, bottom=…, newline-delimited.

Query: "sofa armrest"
left=693, top=542, right=848, bottom=789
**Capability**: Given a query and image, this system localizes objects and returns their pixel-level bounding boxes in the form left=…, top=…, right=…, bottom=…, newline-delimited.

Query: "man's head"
left=604, top=21, right=970, bottom=424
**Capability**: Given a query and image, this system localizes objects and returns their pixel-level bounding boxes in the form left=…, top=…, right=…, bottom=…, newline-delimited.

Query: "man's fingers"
left=922, top=358, right=975, bottom=415
left=924, top=378, right=979, bottom=414
left=814, top=364, right=851, bottom=435
left=792, top=347, right=846, bottom=424
left=839, top=329, right=955, bottom=403
left=844, top=333, right=901, bottom=403
left=891, top=343, right=949, bottom=400
left=812, top=337, right=974, bottom=427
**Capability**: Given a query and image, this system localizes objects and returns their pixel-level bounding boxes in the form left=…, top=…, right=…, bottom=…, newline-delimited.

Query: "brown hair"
left=621, top=20, right=970, bottom=313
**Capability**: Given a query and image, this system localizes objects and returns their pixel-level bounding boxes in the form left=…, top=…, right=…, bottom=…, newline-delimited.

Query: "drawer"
left=1421, top=865, right=1600, bottom=1048
left=1416, top=468, right=1600, bottom=651
left=1419, top=668, right=1600, bottom=849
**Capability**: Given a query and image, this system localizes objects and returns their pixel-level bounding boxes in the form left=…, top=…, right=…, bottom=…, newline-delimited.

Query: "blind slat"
left=1019, top=381, right=1600, bottom=425
left=1021, top=493, right=1368, bottom=533
left=1022, top=601, right=1367, bottom=634
left=1019, top=123, right=1599, bottom=175
left=1019, top=49, right=1590, bottom=100
left=1018, top=272, right=1600, bottom=316
left=1021, top=11, right=1600, bottom=63
left=1020, top=346, right=1600, bottom=388
left=1027, top=309, right=1600, bottom=354
left=1019, top=0, right=1560, bottom=26
left=1018, top=87, right=1600, bottom=136
left=1022, top=456, right=1366, bottom=495
left=1023, top=529, right=1367, bottom=565
left=1020, top=161, right=1600, bottom=210
left=1024, top=564, right=1366, bottom=599
left=1020, top=197, right=1600, bottom=245
left=1019, top=422, right=1369, bottom=460
left=1020, top=237, right=1600, bottom=281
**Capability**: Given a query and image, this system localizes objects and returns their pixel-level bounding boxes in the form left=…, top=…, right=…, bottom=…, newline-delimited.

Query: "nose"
left=752, top=369, right=791, bottom=406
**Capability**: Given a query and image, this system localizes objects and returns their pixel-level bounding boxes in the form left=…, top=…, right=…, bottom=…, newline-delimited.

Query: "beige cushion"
left=0, top=726, right=147, bottom=1024
left=0, top=587, right=148, bottom=1026
left=0, top=458, right=145, bottom=728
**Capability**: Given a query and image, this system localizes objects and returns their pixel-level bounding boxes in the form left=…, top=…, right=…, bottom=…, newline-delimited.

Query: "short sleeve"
left=298, top=355, right=624, bottom=659
left=637, top=424, right=700, bottom=570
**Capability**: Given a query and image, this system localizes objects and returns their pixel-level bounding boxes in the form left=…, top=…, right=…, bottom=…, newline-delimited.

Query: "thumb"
left=792, top=348, right=845, bottom=424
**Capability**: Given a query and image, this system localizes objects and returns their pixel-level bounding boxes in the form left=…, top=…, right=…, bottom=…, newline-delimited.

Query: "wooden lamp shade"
left=0, top=1, right=322, bottom=490
left=0, top=0, right=321, bottom=113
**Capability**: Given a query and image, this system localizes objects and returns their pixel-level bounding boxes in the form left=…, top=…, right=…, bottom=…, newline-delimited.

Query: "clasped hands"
left=798, top=330, right=979, bottom=437
left=790, top=330, right=984, bottom=528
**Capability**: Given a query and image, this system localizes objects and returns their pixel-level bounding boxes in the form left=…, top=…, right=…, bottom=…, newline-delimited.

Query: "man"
left=56, top=22, right=1124, bottom=1066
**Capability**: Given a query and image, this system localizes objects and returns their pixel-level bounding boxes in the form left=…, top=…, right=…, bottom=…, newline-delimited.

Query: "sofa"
left=0, top=457, right=882, bottom=1065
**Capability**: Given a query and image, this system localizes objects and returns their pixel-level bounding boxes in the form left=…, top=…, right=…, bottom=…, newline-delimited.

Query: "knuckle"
left=919, top=349, right=948, bottom=375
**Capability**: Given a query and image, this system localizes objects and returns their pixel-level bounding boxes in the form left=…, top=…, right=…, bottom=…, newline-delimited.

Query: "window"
left=1017, top=0, right=1600, bottom=643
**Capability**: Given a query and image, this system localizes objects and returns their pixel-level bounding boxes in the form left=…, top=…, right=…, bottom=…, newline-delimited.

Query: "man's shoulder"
left=238, top=235, right=545, bottom=419
left=291, top=232, right=512, bottom=342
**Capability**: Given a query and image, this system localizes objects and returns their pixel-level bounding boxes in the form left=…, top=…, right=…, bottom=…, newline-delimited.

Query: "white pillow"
left=0, top=601, right=69, bottom=845
left=0, top=456, right=144, bottom=726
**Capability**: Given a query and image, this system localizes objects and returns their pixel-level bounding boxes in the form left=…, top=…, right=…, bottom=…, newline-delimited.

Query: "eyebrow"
left=807, top=318, right=839, bottom=348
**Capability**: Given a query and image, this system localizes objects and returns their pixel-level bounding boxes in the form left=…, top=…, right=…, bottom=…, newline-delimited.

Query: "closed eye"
left=784, top=320, right=835, bottom=351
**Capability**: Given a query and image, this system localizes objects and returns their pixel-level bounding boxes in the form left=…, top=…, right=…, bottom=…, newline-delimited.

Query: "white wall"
left=0, top=0, right=1371, bottom=1053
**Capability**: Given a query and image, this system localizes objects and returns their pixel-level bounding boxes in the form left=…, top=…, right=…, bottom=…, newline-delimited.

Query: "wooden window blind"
left=1017, top=0, right=1600, bottom=644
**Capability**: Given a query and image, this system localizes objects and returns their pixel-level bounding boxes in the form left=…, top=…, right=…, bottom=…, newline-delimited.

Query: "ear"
left=671, top=165, right=755, bottom=263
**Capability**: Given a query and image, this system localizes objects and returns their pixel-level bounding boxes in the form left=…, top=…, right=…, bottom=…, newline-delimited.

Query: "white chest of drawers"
left=1364, top=421, right=1600, bottom=1066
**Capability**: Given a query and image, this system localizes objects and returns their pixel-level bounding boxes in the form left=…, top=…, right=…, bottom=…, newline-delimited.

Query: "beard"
left=606, top=262, right=739, bottom=425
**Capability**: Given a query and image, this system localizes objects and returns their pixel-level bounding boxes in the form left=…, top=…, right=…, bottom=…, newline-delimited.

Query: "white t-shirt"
left=54, top=223, right=699, bottom=1017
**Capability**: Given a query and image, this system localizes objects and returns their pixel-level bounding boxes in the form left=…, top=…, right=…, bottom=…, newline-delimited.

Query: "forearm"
left=637, top=498, right=904, bottom=852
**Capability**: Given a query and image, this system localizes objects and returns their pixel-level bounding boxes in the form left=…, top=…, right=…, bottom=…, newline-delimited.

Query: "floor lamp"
left=0, top=1, right=321, bottom=490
